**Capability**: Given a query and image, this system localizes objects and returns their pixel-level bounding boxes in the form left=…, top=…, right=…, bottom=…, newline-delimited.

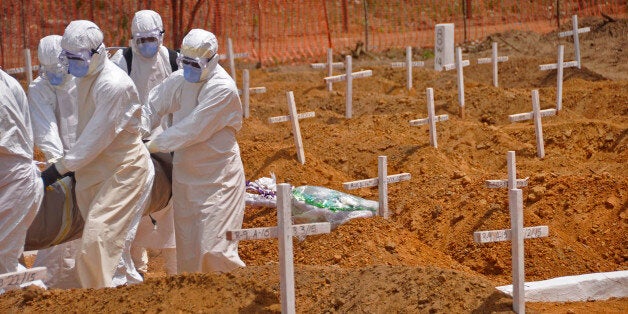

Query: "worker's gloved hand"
left=41, top=164, right=63, bottom=187
left=144, top=141, right=159, bottom=154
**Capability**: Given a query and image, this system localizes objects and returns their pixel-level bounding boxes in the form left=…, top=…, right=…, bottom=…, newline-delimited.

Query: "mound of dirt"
left=2, top=17, right=626, bottom=313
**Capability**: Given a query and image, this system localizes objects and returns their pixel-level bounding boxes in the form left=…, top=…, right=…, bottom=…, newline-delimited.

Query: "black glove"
left=41, top=164, right=63, bottom=187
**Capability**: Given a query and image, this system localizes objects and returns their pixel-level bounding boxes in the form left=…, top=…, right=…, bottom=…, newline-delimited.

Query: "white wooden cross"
left=219, top=38, right=249, bottom=82
left=409, top=88, right=449, bottom=148
left=391, top=46, right=425, bottom=90
left=239, top=69, right=267, bottom=118
left=324, top=55, right=373, bottom=119
left=558, top=15, right=590, bottom=69
left=268, top=91, right=315, bottom=164
left=311, top=48, right=344, bottom=92
left=474, top=151, right=549, bottom=314
left=443, top=47, right=470, bottom=118
left=509, top=90, right=556, bottom=158
left=226, top=183, right=331, bottom=314
left=477, top=42, right=509, bottom=87
left=539, top=45, right=578, bottom=111
left=0, top=267, right=47, bottom=291
left=343, top=156, right=411, bottom=219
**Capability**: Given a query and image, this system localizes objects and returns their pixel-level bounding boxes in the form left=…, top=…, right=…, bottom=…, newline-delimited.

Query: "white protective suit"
left=56, top=20, right=154, bottom=288
left=146, top=29, right=246, bottom=273
left=0, top=69, right=44, bottom=274
left=28, top=34, right=81, bottom=289
left=110, top=10, right=177, bottom=275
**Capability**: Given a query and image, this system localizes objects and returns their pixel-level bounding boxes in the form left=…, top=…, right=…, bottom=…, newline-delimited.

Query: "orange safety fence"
left=1, top=0, right=625, bottom=74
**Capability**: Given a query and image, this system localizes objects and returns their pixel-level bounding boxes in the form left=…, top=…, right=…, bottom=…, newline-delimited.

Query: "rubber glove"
left=144, top=141, right=159, bottom=154
left=41, top=161, right=70, bottom=187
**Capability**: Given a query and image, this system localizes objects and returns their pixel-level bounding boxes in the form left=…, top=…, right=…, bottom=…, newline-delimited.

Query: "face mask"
left=46, top=71, right=65, bottom=86
left=59, top=45, right=100, bottom=78
left=183, top=64, right=203, bottom=83
left=67, top=59, right=90, bottom=77
left=137, top=41, right=159, bottom=58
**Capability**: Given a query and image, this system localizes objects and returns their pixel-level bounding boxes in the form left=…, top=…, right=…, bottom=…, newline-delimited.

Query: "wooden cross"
left=558, top=15, right=590, bottom=69
left=474, top=151, right=549, bottom=314
left=343, top=156, right=411, bottom=219
left=409, top=87, right=449, bottom=148
left=324, top=55, right=373, bottom=119
left=268, top=91, right=316, bottom=164
left=227, top=183, right=331, bottom=314
left=311, top=48, right=344, bottom=92
left=539, top=45, right=578, bottom=111
left=0, top=267, right=47, bottom=291
left=219, top=38, right=249, bottom=82
left=443, top=47, right=470, bottom=118
left=509, top=90, right=556, bottom=158
left=390, top=46, right=425, bottom=90
left=477, top=42, right=509, bottom=87
left=240, top=69, right=267, bottom=118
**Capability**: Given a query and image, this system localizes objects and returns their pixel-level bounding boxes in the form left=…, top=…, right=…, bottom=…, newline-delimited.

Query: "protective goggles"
left=176, top=54, right=215, bottom=69
left=39, top=63, right=67, bottom=80
left=133, top=30, right=163, bottom=45
left=58, top=46, right=100, bottom=66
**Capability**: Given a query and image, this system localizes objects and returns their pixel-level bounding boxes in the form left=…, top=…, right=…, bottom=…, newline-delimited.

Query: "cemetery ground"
left=1, top=16, right=626, bottom=313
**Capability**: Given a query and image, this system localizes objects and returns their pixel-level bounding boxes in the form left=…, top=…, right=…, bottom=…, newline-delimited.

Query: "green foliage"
left=421, top=49, right=434, bottom=60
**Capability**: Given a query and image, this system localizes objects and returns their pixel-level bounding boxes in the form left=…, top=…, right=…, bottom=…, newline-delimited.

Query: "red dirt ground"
left=1, top=16, right=626, bottom=313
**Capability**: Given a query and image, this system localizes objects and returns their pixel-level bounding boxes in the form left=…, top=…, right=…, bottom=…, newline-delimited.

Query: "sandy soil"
left=1, top=16, right=626, bottom=313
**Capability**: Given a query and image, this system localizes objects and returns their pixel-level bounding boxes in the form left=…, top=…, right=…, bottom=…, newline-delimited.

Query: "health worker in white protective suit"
left=144, top=29, right=246, bottom=273
left=43, top=20, right=154, bottom=288
left=110, top=9, right=178, bottom=276
left=28, top=34, right=81, bottom=288
left=0, top=69, right=44, bottom=274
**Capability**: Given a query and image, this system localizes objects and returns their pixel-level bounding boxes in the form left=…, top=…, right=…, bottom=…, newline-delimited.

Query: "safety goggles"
left=133, top=30, right=163, bottom=45
left=39, top=63, right=67, bottom=80
left=58, top=46, right=100, bottom=67
left=176, top=54, right=215, bottom=69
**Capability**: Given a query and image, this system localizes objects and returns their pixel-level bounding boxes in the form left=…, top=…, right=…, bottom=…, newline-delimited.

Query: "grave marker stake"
left=444, top=47, right=469, bottom=118
left=346, top=56, right=353, bottom=118
left=477, top=42, right=509, bottom=87
left=0, top=267, right=47, bottom=291
left=268, top=91, right=315, bottom=164
left=539, top=45, right=577, bottom=111
left=343, top=156, right=411, bottom=218
left=556, top=46, right=564, bottom=111
left=241, top=69, right=267, bottom=118
left=509, top=90, right=556, bottom=158
left=474, top=151, right=549, bottom=314
left=219, top=38, right=249, bottom=83
left=391, top=46, right=425, bottom=90
left=311, top=48, right=344, bottom=92
left=409, top=88, right=449, bottom=148
left=227, top=184, right=331, bottom=314
left=323, top=55, right=373, bottom=119
left=434, top=23, right=454, bottom=71
left=558, top=15, right=590, bottom=69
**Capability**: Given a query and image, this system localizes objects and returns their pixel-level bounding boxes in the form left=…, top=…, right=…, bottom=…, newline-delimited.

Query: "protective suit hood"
left=132, top=10, right=163, bottom=34
left=180, top=29, right=219, bottom=82
left=38, top=35, right=63, bottom=65
left=131, top=10, right=164, bottom=60
left=37, top=35, right=72, bottom=88
left=61, top=20, right=106, bottom=77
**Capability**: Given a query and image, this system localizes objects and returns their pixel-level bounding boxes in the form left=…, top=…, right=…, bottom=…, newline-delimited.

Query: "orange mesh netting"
left=1, top=0, right=625, bottom=72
